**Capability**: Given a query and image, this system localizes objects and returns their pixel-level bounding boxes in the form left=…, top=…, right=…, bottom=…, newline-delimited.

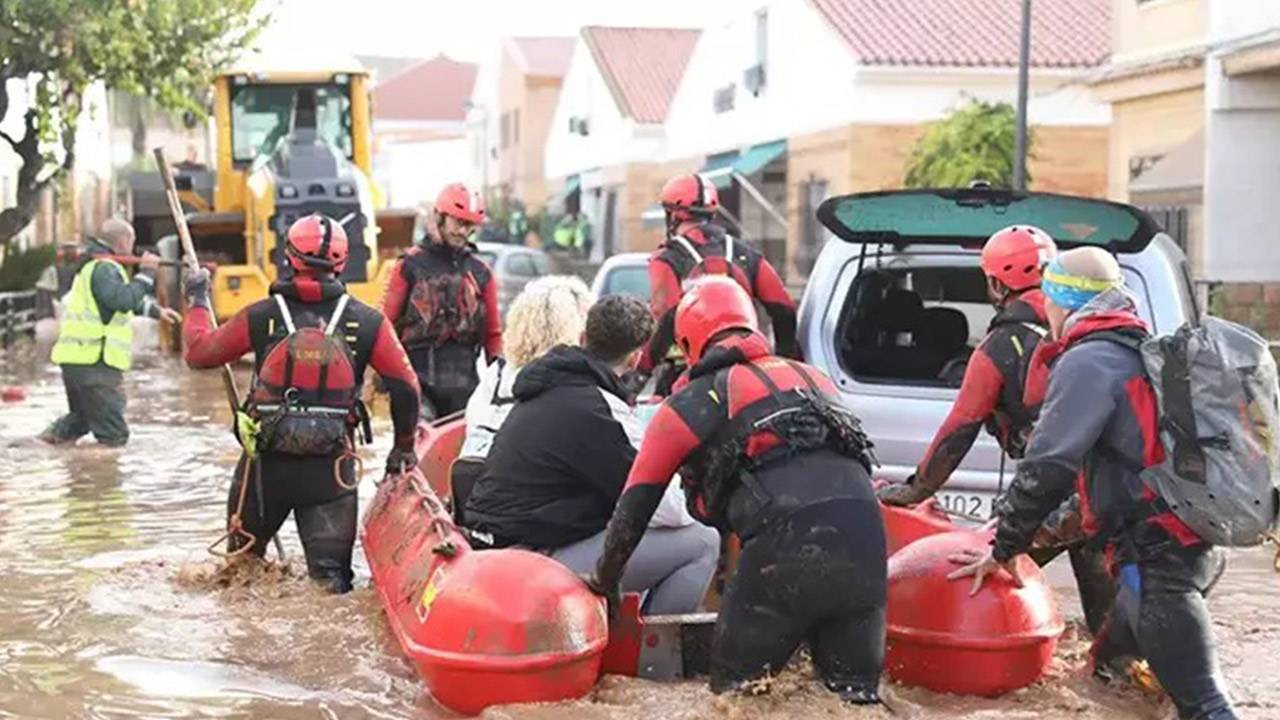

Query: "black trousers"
left=1093, top=542, right=1236, bottom=720
left=45, top=364, right=129, bottom=446
left=1027, top=542, right=1116, bottom=636
left=711, top=498, right=887, bottom=702
left=226, top=454, right=359, bottom=593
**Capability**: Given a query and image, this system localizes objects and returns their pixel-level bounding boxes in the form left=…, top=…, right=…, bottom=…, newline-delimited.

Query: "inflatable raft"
left=365, top=415, right=1067, bottom=711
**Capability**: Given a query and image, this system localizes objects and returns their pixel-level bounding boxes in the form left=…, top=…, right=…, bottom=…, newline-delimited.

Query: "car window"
left=507, top=252, right=537, bottom=277
left=531, top=253, right=551, bottom=275
left=475, top=251, right=497, bottom=268
left=837, top=265, right=989, bottom=388
left=603, top=266, right=651, bottom=299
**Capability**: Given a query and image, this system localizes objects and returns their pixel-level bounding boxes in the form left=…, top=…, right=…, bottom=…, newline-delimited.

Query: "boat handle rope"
left=334, top=445, right=363, bottom=492
left=208, top=459, right=258, bottom=559
left=1265, top=531, right=1280, bottom=573
left=407, top=472, right=459, bottom=558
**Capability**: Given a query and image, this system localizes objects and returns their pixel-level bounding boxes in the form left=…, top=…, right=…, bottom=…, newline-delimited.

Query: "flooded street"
left=3, top=348, right=1279, bottom=719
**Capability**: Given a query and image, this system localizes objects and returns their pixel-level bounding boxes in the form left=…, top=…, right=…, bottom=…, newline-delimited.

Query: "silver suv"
left=797, top=188, right=1199, bottom=520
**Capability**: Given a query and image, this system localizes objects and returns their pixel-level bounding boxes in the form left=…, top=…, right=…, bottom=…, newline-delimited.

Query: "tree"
left=903, top=98, right=1032, bottom=189
left=0, top=0, right=263, bottom=247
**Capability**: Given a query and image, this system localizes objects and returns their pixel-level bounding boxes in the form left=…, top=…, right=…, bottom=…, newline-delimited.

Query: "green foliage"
left=903, top=99, right=1031, bottom=189
left=0, top=243, right=56, bottom=292
left=0, top=0, right=265, bottom=244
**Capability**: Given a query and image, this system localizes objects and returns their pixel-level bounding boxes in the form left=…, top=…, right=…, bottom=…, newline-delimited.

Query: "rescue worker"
left=642, top=173, right=798, bottom=395
left=950, top=247, right=1238, bottom=720
left=583, top=277, right=885, bottom=703
left=40, top=219, right=181, bottom=447
left=877, top=227, right=1116, bottom=635
left=183, top=215, right=421, bottom=593
left=382, top=183, right=502, bottom=418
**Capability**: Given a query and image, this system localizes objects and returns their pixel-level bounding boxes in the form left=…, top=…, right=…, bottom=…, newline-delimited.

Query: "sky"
left=256, top=0, right=745, bottom=62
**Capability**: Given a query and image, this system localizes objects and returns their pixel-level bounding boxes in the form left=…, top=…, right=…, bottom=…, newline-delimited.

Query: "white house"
left=543, top=26, right=700, bottom=259
left=371, top=55, right=478, bottom=208
left=657, top=0, right=1113, bottom=280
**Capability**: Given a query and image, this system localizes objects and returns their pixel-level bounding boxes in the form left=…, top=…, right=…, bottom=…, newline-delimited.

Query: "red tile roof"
left=510, top=37, right=576, bottom=78
left=372, top=55, right=478, bottom=123
left=810, top=0, right=1110, bottom=68
left=582, top=26, right=700, bottom=124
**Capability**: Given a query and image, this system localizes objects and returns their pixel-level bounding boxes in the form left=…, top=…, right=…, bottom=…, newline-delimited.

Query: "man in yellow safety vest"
left=40, top=219, right=180, bottom=447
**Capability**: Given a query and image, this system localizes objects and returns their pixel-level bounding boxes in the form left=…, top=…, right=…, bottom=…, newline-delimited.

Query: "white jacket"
left=460, top=357, right=696, bottom=529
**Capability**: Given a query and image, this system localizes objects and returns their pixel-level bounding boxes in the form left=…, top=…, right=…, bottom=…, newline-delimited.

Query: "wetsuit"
left=886, top=289, right=1115, bottom=634
left=382, top=242, right=502, bottom=418
left=593, top=332, right=885, bottom=701
left=991, top=305, right=1237, bottom=720
left=642, top=222, right=797, bottom=393
left=184, top=274, right=420, bottom=592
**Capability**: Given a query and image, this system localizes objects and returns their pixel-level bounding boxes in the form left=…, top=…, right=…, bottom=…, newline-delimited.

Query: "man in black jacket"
left=465, top=295, right=718, bottom=614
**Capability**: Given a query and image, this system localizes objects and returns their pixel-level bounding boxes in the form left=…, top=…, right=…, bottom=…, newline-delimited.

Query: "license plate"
left=935, top=492, right=993, bottom=523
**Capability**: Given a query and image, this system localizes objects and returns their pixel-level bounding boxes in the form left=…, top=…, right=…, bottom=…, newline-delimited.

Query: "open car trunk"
left=816, top=187, right=1162, bottom=253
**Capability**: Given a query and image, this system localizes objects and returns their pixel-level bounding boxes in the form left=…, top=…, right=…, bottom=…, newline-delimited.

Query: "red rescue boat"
left=884, top=529, right=1064, bottom=696
left=362, top=415, right=608, bottom=715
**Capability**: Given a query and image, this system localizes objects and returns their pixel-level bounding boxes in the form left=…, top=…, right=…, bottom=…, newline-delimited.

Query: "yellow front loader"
left=164, top=63, right=416, bottom=321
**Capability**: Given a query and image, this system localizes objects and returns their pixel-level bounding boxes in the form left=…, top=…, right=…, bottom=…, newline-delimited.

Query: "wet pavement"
left=2, top=346, right=1279, bottom=719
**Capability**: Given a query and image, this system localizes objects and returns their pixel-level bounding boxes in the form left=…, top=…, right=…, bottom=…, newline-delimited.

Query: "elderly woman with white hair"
left=458, top=275, right=594, bottom=461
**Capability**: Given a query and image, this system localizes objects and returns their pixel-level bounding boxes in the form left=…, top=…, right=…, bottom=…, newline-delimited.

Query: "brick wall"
left=620, top=158, right=700, bottom=253
left=1212, top=282, right=1280, bottom=342
left=778, top=122, right=1111, bottom=281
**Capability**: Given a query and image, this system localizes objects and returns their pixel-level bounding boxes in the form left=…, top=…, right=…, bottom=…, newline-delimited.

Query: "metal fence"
left=1141, top=205, right=1190, bottom=251
left=0, top=290, right=37, bottom=348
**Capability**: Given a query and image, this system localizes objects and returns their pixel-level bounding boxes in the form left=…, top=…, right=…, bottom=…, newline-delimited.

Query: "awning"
left=641, top=203, right=665, bottom=226
left=700, top=151, right=739, bottom=188
left=700, top=140, right=788, bottom=188
left=733, top=140, right=787, bottom=177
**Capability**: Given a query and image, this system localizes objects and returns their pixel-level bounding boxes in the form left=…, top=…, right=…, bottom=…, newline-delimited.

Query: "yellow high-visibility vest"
left=50, top=259, right=134, bottom=370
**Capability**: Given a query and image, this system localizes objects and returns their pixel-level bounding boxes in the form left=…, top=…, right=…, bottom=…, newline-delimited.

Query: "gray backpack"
left=1134, top=316, right=1280, bottom=546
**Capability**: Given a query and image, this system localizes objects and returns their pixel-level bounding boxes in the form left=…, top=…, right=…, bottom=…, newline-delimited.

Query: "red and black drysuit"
left=895, top=289, right=1115, bottom=633
left=991, top=309, right=1236, bottom=720
left=185, top=275, right=420, bottom=592
left=592, top=332, right=886, bottom=702
left=382, top=242, right=502, bottom=418
left=642, top=222, right=798, bottom=393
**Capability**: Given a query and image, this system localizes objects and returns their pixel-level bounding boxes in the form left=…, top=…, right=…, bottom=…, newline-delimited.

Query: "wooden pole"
left=153, top=148, right=241, bottom=412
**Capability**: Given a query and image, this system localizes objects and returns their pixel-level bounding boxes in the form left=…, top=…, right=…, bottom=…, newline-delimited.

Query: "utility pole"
left=1013, top=0, right=1032, bottom=191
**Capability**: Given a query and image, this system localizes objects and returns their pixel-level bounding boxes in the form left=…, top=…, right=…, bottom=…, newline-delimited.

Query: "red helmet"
left=285, top=214, right=348, bottom=274
left=980, top=225, right=1058, bottom=291
left=675, top=276, right=758, bottom=363
left=435, top=182, right=485, bottom=224
left=661, top=173, right=719, bottom=223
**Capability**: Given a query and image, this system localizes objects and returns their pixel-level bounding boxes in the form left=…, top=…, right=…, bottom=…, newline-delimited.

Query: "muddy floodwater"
left=3, top=348, right=1279, bottom=719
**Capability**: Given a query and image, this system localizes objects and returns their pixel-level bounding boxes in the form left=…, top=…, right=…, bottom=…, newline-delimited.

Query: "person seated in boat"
left=582, top=277, right=886, bottom=705
left=457, top=275, right=593, bottom=470
left=464, top=294, right=718, bottom=615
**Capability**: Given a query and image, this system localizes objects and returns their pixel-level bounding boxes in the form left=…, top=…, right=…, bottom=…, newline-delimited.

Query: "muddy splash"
left=2, top=350, right=1278, bottom=719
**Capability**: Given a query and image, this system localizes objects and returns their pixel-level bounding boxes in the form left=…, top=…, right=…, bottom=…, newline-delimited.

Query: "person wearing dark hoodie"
left=877, top=226, right=1117, bottom=636
left=464, top=294, right=719, bottom=615
left=950, top=247, right=1238, bottom=720
left=183, top=215, right=421, bottom=593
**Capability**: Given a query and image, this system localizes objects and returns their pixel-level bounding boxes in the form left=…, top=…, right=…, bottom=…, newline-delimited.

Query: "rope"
left=207, top=459, right=258, bottom=558
left=1265, top=531, right=1280, bottom=573
left=405, top=470, right=458, bottom=557
left=333, top=445, right=363, bottom=492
